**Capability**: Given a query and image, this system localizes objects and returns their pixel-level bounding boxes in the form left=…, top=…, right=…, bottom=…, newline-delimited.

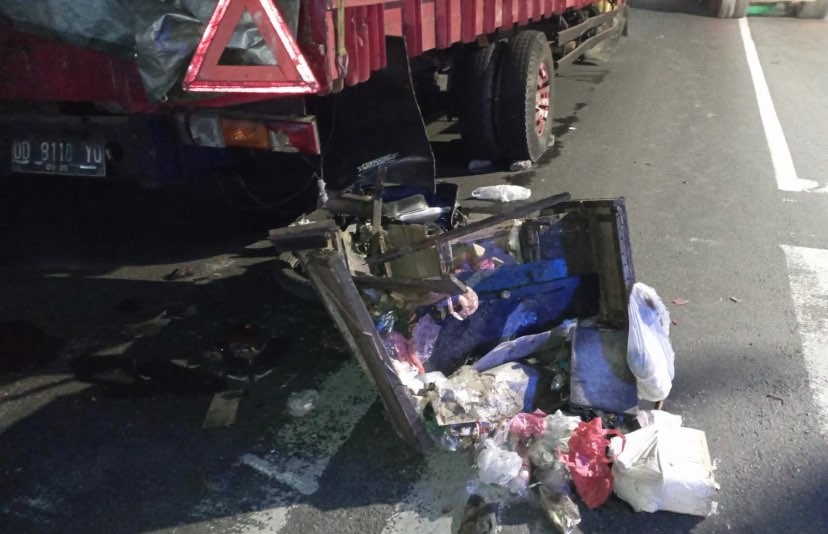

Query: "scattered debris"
left=528, top=411, right=581, bottom=468
left=163, top=265, right=194, bottom=281
left=428, top=364, right=539, bottom=426
left=409, top=314, right=441, bottom=364
left=471, top=185, right=532, bottom=202
left=126, top=312, right=172, bottom=338
left=70, top=354, right=225, bottom=395
left=467, top=159, right=494, bottom=173
left=509, top=160, right=533, bottom=172
left=472, top=329, right=559, bottom=372
left=203, top=390, right=244, bottom=428
left=221, top=336, right=281, bottom=383
left=317, top=176, right=329, bottom=207
left=458, top=494, right=498, bottom=534
left=537, top=485, right=581, bottom=534
left=477, top=438, right=523, bottom=486
left=287, top=389, right=320, bottom=417
left=447, top=288, right=480, bottom=321
left=729, top=296, right=741, bottom=303
left=267, top=184, right=714, bottom=527
left=508, top=409, right=547, bottom=439
left=93, top=340, right=135, bottom=357
left=766, top=393, right=784, bottom=405
left=671, top=298, right=689, bottom=306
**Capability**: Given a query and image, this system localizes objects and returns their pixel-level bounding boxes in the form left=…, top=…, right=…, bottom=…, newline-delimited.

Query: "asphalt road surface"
left=2, top=3, right=828, bottom=533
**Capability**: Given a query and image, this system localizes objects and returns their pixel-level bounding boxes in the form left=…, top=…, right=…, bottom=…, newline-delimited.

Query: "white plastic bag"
left=612, top=426, right=719, bottom=516
left=471, top=185, right=531, bottom=202
left=627, top=283, right=675, bottom=401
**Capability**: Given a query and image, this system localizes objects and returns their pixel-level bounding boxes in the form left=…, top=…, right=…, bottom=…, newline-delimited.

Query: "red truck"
left=0, top=0, right=628, bottom=194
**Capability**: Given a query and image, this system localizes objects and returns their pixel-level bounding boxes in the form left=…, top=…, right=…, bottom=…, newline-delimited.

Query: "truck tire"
left=711, top=0, right=749, bottom=18
left=458, top=42, right=503, bottom=161
left=797, top=0, right=828, bottom=18
left=496, top=31, right=554, bottom=163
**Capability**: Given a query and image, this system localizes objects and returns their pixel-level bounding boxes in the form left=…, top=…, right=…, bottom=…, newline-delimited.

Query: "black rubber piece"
left=457, top=42, right=503, bottom=161
left=495, top=31, right=555, bottom=163
left=273, top=251, right=319, bottom=303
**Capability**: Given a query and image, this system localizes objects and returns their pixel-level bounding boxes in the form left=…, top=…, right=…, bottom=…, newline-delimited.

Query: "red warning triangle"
left=183, top=0, right=318, bottom=94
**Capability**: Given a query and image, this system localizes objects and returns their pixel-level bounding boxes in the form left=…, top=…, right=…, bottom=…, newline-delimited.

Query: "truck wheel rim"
left=535, top=63, right=550, bottom=137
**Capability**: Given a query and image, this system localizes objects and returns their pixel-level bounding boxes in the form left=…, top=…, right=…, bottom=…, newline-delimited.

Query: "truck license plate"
left=11, top=138, right=106, bottom=177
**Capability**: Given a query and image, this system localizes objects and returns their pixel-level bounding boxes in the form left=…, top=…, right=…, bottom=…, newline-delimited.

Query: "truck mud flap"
left=318, top=36, right=435, bottom=191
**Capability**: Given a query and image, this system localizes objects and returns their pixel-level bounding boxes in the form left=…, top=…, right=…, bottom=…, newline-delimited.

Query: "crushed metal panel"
left=303, top=249, right=434, bottom=448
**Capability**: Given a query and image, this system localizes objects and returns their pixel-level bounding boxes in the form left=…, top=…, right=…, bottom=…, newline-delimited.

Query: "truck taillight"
left=265, top=118, right=321, bottom=155
left=221, top=119, right=270, bottom=150
left=181, top=113, right=321, bottom=155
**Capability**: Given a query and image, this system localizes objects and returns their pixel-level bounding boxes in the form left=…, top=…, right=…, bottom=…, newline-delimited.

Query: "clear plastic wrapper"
left=476, top=438, right=523, bottom=486
left=409, top=314, right=441, bottom=363
left=528, top=410, right=582, bottom=468
left=286, top=389, right=319, bottom=417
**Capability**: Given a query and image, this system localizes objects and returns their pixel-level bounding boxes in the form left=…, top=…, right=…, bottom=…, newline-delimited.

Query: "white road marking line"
left=239, top=454, right=318, bottom=496
left=781, top=245, right=828, bottom=435
left=738, top=18, right=820, bottom=193
left=381, top=451, right=472, bottom=534
left=190, top=360, right=376, bottom=532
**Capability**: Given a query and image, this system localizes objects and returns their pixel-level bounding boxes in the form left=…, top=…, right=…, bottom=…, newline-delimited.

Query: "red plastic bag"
left=508, top=409, right=547, bottom=439
left=559, top=418, right=625, bottom=509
